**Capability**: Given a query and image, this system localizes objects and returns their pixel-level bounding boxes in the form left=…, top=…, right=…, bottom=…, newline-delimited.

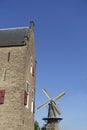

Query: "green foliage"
left=34, top=121, right=40, bottom=130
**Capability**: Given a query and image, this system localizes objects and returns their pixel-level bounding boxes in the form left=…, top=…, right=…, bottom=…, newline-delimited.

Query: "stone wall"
left=0, top=22, right=36, bottom=130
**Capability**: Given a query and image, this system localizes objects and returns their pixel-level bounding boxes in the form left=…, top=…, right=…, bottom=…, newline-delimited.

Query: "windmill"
left=37, top=89, right=65, bottom=130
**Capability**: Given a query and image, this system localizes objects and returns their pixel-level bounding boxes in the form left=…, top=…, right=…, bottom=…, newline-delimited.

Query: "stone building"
left=0, top=21, right=36, bottom=130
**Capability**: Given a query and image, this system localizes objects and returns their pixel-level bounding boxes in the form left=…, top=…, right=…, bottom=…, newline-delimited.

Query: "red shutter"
left=0, top=90, right=5, bottom=104
left=1, top=90, right=5, bottom=97
left=24, top=91, right=28, bottom=105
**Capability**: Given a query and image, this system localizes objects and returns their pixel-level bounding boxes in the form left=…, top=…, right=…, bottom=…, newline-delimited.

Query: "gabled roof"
left=0, top=27, right=29, bottom=47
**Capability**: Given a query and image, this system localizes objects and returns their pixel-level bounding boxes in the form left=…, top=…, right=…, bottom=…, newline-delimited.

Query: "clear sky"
left=0, top=0, right=87, bottom=130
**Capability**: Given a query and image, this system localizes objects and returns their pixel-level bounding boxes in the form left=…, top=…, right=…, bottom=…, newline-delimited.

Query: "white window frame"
left=31, top=89, right=35, bottom=113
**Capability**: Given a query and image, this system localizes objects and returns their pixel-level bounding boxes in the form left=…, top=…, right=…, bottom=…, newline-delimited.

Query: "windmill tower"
left=37, top=89, right=65, bottom=130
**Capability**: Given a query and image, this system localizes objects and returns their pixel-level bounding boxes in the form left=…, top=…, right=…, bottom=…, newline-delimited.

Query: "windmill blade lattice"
left=53, top=92, right=65, bottom=101
left=52, top=101, right=61, bottom=115
left=42, top=89, right=52, bottom=100
left=37, top=100, right=50, bottom=110
left=37, top=88, right=65, bottom=118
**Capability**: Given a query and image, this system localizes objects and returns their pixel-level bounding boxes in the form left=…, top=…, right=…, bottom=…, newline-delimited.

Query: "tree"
left=34, top=121, right=40, bottom=130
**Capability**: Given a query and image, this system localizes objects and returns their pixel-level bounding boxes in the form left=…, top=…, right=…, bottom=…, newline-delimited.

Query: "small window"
left=31, top=89, right=35, bottom=113
left=0, top=90, right=5, bottom=104
left=31, top=100, right=35, bottom=113
left=30, top=65, right=34, bottom=77
left=30, top=56, right=35, bottom=77
left=31, top=101, right=34, bottom=113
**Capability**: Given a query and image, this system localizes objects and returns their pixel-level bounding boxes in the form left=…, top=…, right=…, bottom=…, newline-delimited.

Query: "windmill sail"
left=52, top=102, right=61, bottom=115
left=53, top=92, right=65, bottom=101
left=42, top=89, right=52, bottom=100
left=37, top=89, right=65, bottom=118
left=37, top=101, right=50, bottom=110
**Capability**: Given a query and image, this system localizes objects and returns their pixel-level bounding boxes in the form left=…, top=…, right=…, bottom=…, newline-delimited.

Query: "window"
left=30, top=65, right=34, bottom=76
left=30, top=56, right=35, bottom=77
left=31, top=89, right=35, bottom=113
left=0, top=90, right=5, bottom=104
left=24, top=81, right=30, bottom=108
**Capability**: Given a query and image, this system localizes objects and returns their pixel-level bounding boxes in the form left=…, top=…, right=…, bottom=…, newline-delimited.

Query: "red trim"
left=24, top=91, right=28, bottom=105
left=0, top=90, right=5, bottom=104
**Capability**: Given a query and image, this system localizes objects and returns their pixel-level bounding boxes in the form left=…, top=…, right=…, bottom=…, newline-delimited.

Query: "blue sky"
left=0, top=0, right=87, bottom=130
